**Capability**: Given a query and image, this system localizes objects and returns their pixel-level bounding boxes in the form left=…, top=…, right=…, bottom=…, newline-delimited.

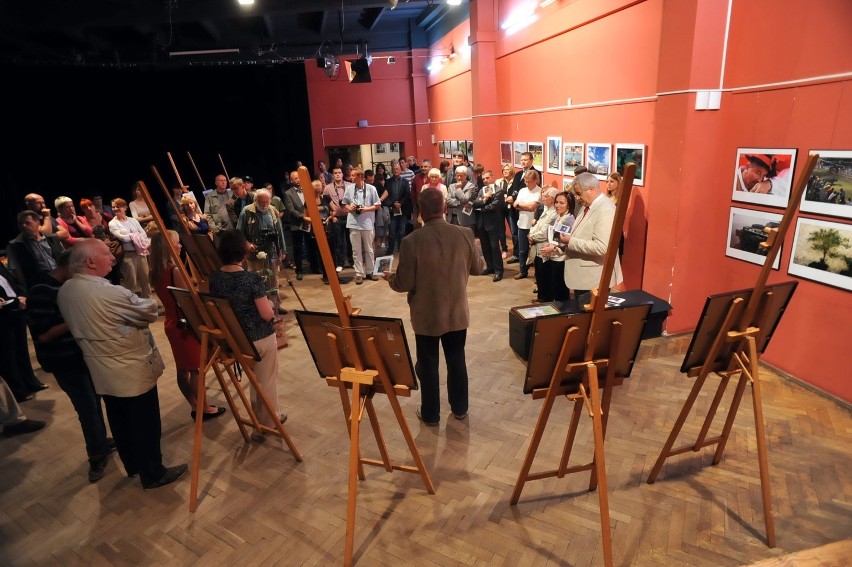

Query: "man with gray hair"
left=385, top=187, right=483, bottom=426
left=558, top=172, right=622, bottom=299
left=446, top=165, right=477, bottom=229
left=58, top=239, right=187, bottom=489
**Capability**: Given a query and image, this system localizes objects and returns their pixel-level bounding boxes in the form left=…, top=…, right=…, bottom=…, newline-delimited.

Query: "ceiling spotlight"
left=447, top=0, right=462, bottom=5
left=237, top=0, right=255, bottom=5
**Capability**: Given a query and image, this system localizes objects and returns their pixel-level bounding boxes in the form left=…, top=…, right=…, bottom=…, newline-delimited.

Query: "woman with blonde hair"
left=606, top=172, right=622, bottom=203
left=149, top=230, right=224, bottom=421
left=180, top=196, right=210, bottom=235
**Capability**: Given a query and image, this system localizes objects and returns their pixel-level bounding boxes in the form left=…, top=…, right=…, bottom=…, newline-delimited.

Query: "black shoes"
left=31, top=382, right=49, bottom=392
left=190, top=407, right=227, bottom=421
left=142, top=464, right=188, bottom=490
left=452, top=411, right=468, bottom=420
left=514, top=273, right=528, bottom=280
left=493, top=274, right=503, bottom=282
left=296, top=272, right=304, bottom=281
left=416, top=407, right=439, bottom=427
left=88, top=455, right=109, bottom=483
left=507, top=257, right=519, bottom=264
left=2, top=418, right=45, bottom=437
left=482, top=269, right=494, bottom=276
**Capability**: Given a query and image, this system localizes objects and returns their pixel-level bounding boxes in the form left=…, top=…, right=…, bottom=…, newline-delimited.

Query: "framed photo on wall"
left=466, top=140, right=474, bottom=162
left=442, top=140, right=450, bottom=158
left=725, top=207, right=783, bottom=269
left=731, top=147, right=798, bottom=208
left=801, top=150, right=852, bottom=219
left=587, top=143, right=612, bottom=180
left=450, top=140, right=459, bottom=154
left=375, top=143, right=386, bottom=154
left=513, top=142, right=527, bottom=168
left=500, top=141, right=512, bottom=164
left=563, top=142, right=584, bottom=176
left=528, top=142, right=544, bottom=170
left=458, top=140, right=467, bottom=158
left=546, top=137, right=562, bottom=174
left=615, top=143, right=646, bottom=186
left=389, top=142, right=399, bottom=153
left=562, top=178, right=573, bottom=192
left=788, top=217, right=852, bottom=291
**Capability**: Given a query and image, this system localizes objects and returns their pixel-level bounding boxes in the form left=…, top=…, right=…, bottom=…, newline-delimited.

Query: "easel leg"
left=744, top=339, right=776, bottom=547
left=587, top=365, right=614, bottom=567
left=338, top=383, right=366, bottom=480
left=712, top=373, right=748, bottom=465
left=511, top=387, right=559, bottom=505
left=647, top=373, right=709, bottom=483
left=589, top=384, right=615, bottom=492
left=216, top=363, right=250, bottom=441
left=344, top=382, right=364, bottom=567
left=695, top=375, right=731, bottom=447
left=364, top=397, right=392, bottom=472
left=557, top=396, right=584, bottom=477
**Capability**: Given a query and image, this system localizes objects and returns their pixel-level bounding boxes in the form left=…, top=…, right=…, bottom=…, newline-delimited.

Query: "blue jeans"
left=415, top=330, right=469, bottom=423
left=53, top=365, right=110, bottom=460
left=508, top=212, right=519, bottom=259
left=518, top=228, right=531, bottom=276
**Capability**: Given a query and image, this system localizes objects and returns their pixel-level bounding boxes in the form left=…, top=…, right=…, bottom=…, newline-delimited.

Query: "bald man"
left=385, top=188, right=483, bottom=426
left=58, top=239, right=187, bottom=489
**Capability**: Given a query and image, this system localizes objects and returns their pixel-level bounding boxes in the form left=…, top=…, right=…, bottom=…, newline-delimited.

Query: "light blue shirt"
left=343, top=183, right=381, bottom=230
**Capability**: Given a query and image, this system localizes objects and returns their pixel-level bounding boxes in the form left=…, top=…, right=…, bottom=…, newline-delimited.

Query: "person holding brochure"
left=471, top=169, right=506, bottom=282
left=384, top=188, right=483, bottom=426
left=527, top=186, right=561, bottom=301
left=446, top=165, right=477, bottom=230
left=537, top=191, right=575, bottom=302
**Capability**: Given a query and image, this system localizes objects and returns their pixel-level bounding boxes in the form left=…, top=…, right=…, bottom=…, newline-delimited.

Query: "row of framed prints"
left=499, top=140, right=646, bottom=185
left=437, top=140, right=474, bottom=162
left=726, top=149, right=852, bottom=292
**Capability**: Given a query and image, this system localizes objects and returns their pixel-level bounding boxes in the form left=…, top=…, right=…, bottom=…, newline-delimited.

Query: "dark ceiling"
left=0, top=0, right=469, bottom=68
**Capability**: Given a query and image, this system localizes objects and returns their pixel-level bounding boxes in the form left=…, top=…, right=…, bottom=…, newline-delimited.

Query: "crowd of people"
left=1, top=151, right=626, bottom=481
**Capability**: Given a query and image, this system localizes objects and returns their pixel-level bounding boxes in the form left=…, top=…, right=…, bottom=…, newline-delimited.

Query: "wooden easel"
left=511, top=164, right=639, bottom=567
left=295, top=167, right=434, bottom=567
left=140, top=173, right=301, bottom=513
left=646, top=154, right=819, bottom=548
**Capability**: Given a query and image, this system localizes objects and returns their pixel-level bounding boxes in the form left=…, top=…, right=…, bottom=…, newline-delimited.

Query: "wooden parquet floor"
left=2, top=265, right=851, bottom=566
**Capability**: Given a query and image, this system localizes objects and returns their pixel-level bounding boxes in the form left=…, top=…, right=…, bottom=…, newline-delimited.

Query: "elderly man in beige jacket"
left=385, top=188, right=483, bottom=426
left=58, top=239, right=187, bottom=490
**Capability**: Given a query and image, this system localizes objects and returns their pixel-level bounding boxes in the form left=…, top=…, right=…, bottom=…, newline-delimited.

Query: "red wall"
left=305, top=0, right=852, bottom=401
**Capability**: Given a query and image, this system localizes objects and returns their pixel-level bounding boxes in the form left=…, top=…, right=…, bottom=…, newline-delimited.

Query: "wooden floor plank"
left=1, top=269, right=850, bottom=566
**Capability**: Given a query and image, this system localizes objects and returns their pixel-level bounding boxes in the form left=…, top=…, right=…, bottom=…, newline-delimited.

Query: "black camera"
left=354, top=205, right=363, bottom=214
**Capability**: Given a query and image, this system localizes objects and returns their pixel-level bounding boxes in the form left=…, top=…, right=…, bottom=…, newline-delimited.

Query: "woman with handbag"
left=108, top=198, right=151, bottom=298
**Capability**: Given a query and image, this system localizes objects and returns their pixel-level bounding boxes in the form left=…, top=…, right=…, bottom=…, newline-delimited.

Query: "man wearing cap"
left=736, top=153, right=791, bottom=198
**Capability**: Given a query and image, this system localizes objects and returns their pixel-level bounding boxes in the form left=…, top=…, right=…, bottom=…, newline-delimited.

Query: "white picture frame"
left=725, top=206, right=783, bottom=270
left=546, top=137, right=562, bottom=174
left=563, top=142, right=584, bottom=176
left=788, top=217, right=852, bottom=291
left=528, top=142, right=544, bottom=171
left=731, top=147, right=798, bottom=209
left=513, top=142, right=527, bottom=168
left=614, top=143, right=646, bottom=186
left=800, top=150, right=852, bottom=219
left=587, top=143, right=612, bottom=180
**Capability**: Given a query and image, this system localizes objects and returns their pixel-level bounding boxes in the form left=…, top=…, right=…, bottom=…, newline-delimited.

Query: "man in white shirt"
left=58, top=239, right=187, bottom=490
left=513, top=169, right=542, bottom=279
left=342, top=168, right=382, bottom=284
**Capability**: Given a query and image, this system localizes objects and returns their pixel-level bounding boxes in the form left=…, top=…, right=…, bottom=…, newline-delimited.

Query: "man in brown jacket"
left=384, top=188, right=483, bottom=426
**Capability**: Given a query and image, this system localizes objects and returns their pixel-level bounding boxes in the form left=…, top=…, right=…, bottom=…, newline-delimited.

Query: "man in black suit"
left=471, top=169, right=506, bottom=282
left=283, top=181, right=319, bottom=280
left=506, top=151, right=539, bottom=264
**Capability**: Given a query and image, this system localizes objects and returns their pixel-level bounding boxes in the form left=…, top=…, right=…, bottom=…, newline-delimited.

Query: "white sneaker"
left=336, top=266, right=343, bottom=273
